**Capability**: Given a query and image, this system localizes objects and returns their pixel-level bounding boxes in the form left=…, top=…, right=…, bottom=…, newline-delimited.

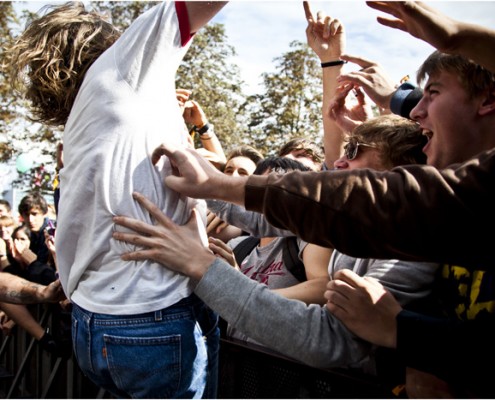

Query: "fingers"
left=151, top=143, right=174, bottom=165
left=366, top=1, right=398, bottom=16
left=176, top=88, right=192, bottom=98
left=334, top=268, right=382, bottom=290
left=329, top=18, right=343, bottom=36
left=303, top=1, right=313, bottom=22
left=216, top=220, right=229, bottom=234
left=354, top=87, right=366, bottom=105
left=206, top=214, right=223, bottom=234
left=375, top=17, right=407, bottom=33
left=208, top=237, right=236, bottom=267
left=340, top=54, right=377, bottom=69
left=132, top=192, right=175, bottom=228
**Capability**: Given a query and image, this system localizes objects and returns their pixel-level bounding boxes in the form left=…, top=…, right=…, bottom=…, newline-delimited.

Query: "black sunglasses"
left=343, top=140, right=377, bottom=161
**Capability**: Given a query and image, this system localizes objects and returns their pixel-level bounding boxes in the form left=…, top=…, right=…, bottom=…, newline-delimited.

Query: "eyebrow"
left=424, top=81, right=442, bottom=92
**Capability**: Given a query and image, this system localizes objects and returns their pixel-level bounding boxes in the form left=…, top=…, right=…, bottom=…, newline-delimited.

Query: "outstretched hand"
left=325, top=269, right=401, bottom=348
left=151, top=143, right=247, bottom=205
left=366, top=2, right=459, bottom=54
left=328, top=83, right=373, bottom=132
left=113, top=192, right=216, bottom=282
left=304, top=1, right=345, bottom=61
left=336, top=54, right=396, bottom=110
left=41, top=279, right=67, bottom=303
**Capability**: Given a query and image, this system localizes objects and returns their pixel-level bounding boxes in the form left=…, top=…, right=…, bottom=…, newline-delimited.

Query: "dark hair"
left=254, top=156, right=312, bottom=176
left=12, top=224, right=32, bottom=240
left=0, top=199, right=11, bottom=212
left=18, top=192, right=49, bottom=216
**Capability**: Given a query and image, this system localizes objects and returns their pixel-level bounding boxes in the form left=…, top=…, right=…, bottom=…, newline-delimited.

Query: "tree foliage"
left=245, top=41, right=323, bottom=155
left=1, top=2, right=325, bottom=189
left=177, top=24, right=246, bottom=153
left=0, top=2, right=19, bottom=162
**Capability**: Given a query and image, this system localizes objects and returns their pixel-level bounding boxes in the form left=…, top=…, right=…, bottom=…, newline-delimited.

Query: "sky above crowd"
left=19, top=1, right=495, bottom=94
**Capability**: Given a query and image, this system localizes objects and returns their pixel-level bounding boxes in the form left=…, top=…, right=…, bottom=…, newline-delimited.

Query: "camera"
left=46, top=220, right=56, bottom=237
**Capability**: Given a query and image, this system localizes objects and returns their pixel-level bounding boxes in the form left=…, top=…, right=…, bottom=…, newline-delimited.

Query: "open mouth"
left=422, top=129, right=432, bottom=154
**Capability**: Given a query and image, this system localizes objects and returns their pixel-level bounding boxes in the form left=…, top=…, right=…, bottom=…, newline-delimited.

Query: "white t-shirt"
left=57, top=2, right=207, bottom=314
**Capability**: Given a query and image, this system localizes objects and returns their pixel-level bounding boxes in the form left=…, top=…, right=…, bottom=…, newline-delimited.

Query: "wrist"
left=321, top=60, right=347, bottom=68
left=194, top=122, right=210, bottom=135
left=188, top=253, right=216, bottom=282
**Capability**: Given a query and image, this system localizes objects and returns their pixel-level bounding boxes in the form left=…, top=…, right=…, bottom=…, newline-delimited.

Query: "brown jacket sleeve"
left=245, top=148, right=495, bottom=269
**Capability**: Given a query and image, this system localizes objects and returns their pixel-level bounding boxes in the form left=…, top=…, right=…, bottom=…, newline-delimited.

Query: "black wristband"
left=321, top=60, right=347, bottom=68
left=196, top=123, right=210, bottom=135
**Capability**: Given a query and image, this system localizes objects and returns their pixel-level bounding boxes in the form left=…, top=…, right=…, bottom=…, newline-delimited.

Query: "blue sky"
left=211, top=1, right=495, bottom=93
left=18, top=1, right=495, bottom=94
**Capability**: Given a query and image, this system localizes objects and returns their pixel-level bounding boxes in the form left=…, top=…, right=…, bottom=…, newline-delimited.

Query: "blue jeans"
left=71, top=294, right=219, bottom=399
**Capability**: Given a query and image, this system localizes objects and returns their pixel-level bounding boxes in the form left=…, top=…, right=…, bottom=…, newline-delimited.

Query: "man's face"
left=0, top=224, right=14, bottom=240
left=410, top=71, right=485, bottom=168
left=284, top=149, right=321, bottom=171
left=0, top=205, right=10, bottom=217
left=223, top=156, right=257, bottom=177
left=22, top=207, right=46, bottom=232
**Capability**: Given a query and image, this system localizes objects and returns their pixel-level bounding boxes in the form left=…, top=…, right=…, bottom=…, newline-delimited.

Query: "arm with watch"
left=182, top=96, right=227, bottom=168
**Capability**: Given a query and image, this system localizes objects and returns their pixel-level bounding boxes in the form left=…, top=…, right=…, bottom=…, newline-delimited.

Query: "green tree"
left=245, top=40, right=323, bottom=155
left=176, top=23, right=246, bottom=153
left=0, top=2, right=19, bottom=163
left=1, top=3, right=61, bottom=189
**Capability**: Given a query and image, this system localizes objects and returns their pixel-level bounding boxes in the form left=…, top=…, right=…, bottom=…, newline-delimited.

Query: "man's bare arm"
left=0, top=274, right=65, bottom=304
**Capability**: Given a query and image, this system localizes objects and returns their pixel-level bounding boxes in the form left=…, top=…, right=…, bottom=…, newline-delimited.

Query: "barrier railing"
left=0, top=305, right=396, bottom=399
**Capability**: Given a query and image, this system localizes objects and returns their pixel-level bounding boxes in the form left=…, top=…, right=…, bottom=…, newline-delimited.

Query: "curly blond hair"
left=7, top=2, right=121, bottom=127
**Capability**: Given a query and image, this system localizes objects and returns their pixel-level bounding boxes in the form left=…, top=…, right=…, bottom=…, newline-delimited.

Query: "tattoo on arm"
left=0, top=279, right=42, bottom=304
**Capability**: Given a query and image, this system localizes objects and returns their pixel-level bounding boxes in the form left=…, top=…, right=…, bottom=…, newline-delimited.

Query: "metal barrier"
left=0, top=305, right=397, bottom=399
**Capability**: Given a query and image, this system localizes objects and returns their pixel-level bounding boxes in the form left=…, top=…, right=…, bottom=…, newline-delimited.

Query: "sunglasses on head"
left=343, top=139, right=377, bottom=161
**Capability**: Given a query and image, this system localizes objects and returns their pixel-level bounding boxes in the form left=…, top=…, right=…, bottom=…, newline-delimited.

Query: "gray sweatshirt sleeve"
left=207, top=199, right=293, bottom=238
left=195, top=258, right=373, bottom=370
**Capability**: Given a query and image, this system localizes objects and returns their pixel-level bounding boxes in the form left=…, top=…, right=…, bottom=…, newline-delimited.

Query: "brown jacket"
left=245, top=148, right=495, bottom=269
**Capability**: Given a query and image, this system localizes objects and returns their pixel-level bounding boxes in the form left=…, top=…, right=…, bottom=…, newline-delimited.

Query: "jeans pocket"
left=104, top=333, right=181, bottom=398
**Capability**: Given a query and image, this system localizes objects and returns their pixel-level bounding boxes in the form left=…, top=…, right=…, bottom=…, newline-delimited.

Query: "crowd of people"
left=1, top=0, right=494, bottom=398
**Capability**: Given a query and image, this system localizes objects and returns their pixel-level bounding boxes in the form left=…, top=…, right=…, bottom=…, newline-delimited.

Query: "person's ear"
left=478, top=89, right=495, bottom=116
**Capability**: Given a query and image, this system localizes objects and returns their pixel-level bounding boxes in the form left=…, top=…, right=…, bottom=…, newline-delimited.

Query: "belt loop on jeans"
left=154, top=310, right=162, bottom=321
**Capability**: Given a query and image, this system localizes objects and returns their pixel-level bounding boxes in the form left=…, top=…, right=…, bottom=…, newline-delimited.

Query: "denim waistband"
left=72, top=293, right=204, bottom=322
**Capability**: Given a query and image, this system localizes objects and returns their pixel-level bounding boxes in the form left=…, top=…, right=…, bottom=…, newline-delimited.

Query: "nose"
left=410, top=96, right=427, bottom=121
left=333, top=156, right=349, bottom=170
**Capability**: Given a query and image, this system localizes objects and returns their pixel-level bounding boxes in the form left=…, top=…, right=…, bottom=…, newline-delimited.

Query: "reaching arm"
left=0, top=274, right=65, bottom=304
left=185, top=2, right=228, bottom=34
left=304, top=1, right=346, bottom=168
left=367, top=1, right=495, bottom=73
left=112, top=193, right=373, bottom=369
left=273, top=243, right=331, bottom=305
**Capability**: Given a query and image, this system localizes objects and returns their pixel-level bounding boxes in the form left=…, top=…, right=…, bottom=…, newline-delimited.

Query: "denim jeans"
left=71, top=294, right=219, bottom=399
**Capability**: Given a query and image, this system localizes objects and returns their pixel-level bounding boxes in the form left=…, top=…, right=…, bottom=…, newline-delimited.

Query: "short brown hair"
left=7, top=2, right=121, bottom=126
left=18, top=192, right=49, bottom=217
left=417, top=51, right=495, bottom=99
left=278, top=138, right=324, bottom=169
left=226, top=145, right=264, bottom=166
left=350, top=114, right=426, bottom=168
